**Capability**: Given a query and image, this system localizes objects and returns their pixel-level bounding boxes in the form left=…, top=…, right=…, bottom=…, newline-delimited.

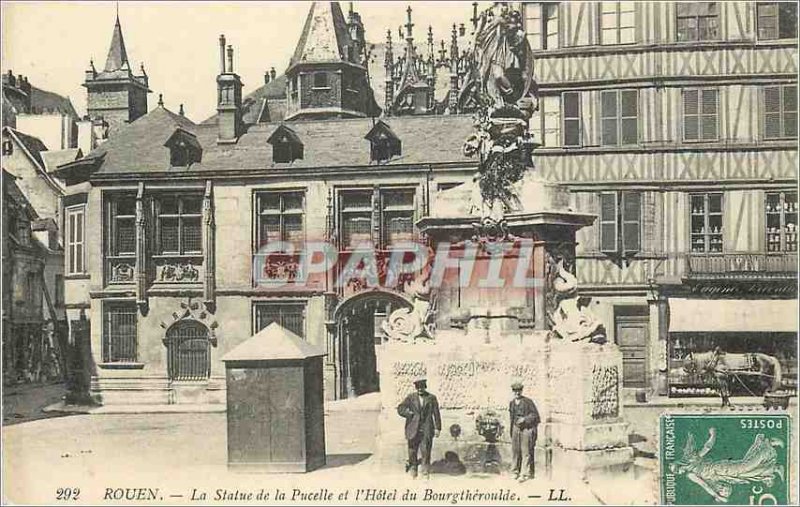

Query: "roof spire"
left=104, top=8, right=129, bottom=72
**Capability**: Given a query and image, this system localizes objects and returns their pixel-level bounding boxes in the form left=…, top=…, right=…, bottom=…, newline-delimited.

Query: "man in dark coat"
left=397, top=377, right=442, bottom=478
left=509, top=382, right=540, bottom=482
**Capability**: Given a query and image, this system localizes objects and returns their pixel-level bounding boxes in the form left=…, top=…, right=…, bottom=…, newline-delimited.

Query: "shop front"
left=666, top=298, right=798, bottom=398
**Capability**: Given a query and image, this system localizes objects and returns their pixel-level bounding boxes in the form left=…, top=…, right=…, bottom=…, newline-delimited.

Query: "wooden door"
left=615, top=313, right=649, bottom=388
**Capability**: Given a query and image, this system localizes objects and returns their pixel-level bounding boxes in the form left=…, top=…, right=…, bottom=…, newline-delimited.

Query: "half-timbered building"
left=523, top=0, right=798, bottom=397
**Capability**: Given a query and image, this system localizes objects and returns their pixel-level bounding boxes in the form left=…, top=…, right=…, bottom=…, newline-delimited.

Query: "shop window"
left=757, top=2, right=798, bottom=40
left=155, top=195, right=203, bottom=255
left=683, top=89, right=718, bottom=142
left=600, top=2, right=636, bottom=45
left=253, top=302, right=306, bottom=337
left=763, top=85, right=797, bottom=140
left=255, top=191, right=304, bottom=248
left=765, top=191, right=797, bottom=252
left=562, top=91, right=581, bottom=147
left=103, top=301, right=138, bottom=363
left=600, top=192, right=641, bottom=254
left=690, top=193, right=723, bottom=253
left=66, top=205, right=86, bottom=275
left=601, top=89, right=638, bottom=146
left=676, top=2, right=719, bottom=42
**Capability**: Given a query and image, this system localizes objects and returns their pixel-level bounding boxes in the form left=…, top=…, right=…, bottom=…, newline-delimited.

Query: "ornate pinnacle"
left=405, top=5, right=414, bottom=41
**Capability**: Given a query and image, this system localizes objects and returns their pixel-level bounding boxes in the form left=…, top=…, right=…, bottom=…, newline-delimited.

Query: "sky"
left=2, top=1, right=482, bottom=123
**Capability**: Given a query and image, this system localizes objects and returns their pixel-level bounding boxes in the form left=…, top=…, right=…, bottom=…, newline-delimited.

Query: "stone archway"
left=334, top=290, right=413, bottom=399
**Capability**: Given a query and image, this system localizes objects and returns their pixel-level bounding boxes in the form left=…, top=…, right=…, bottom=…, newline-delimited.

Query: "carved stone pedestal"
left=545, top=341, right=633, bottom=477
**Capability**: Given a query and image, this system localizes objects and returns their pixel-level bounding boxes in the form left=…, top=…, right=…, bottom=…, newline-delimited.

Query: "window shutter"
left=622, top=192, right=642, bottom=253
left=783, top=85, right=797, bottom=138
left=600, top=192, right=618, bottom=252
left=563, top=92, right=581, bottom=146
left=764, top=86, right=782, bottom=139
left=620, top=89, right=639, bottom=144
left=701, top=89, right=718, bottom=140
left=601, top=90, right=618, bottom=146
left=683, top=90, right=699, bottom=141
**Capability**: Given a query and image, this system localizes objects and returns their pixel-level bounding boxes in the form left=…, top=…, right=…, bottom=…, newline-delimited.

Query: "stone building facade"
left=56, top=1, right=798, bottom=406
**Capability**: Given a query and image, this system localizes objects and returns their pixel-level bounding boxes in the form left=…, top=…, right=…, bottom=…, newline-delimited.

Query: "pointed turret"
left=104, top=15, right=130, bottom=72
left=84, top=13, right=150, bottom=135
left=285, top=2, right=380, bottom=121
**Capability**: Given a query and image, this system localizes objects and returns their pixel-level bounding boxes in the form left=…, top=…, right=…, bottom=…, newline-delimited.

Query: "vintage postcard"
left=2, top=1, right=798, bottom=505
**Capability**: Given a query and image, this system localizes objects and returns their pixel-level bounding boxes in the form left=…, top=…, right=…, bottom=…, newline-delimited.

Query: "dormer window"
left=164, top=128, right=202, bottom=167
left=364, top=120, right=401, bottom=163
left=267, top=124, right=303, bottom=164
left=313, top=72, right=329, bottom=89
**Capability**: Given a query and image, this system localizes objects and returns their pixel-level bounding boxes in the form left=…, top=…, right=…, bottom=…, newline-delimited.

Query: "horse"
left=682, top=349, right=783, bottom=394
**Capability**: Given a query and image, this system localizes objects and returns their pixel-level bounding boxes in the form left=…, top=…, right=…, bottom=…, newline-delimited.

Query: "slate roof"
left=5, top=127, right=47, bottom=169
left=88, top=104, right=476, bottom=176
left=104, top=16, right=129, bottom=72
left=41, top=148, right=82, bottom=173
left=29, top=86, right=79, bottom=117
left=291, top=2, right=351, bottom=66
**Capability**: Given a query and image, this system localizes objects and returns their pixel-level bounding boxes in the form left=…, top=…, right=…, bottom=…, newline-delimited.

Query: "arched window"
left=165, top=320, right=210, bottom=380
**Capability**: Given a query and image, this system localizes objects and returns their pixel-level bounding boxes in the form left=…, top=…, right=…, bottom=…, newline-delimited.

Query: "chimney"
left=216, top=35, right=243, bottom=143
left=218, top=34, right=226, bottom=74
left=270, top=67, right=276, bottom=80
left=264, top=71, right=270, bottom=85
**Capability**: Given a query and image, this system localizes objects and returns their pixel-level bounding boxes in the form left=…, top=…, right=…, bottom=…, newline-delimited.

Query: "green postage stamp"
left=660, top=414, right=790, bottom=505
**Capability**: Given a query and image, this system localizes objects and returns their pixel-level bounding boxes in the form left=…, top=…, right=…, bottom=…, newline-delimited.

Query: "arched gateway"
left=333, top=290, right=413, bottom=399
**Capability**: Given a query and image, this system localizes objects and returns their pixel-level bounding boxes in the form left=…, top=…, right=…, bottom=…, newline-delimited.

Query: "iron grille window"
left=600, top=192, right=641, bottom=254
left=601, top=90, right=639, bottom=146
left=66, top=206, right=86, bottom=274
left=108, top=195, right=136, bottom=256
left=340, top=188, right=415, bottom=249
left=103, top=301, right=137, bottom=362
left=690, top=193, right=723, bottom=253
left=155, top=195, right=202, bottom=255
left=676, top=2, right=719, bottom=41
left=764, top=85, right=798, bottom=140
left=562, top=92, right=581, bottom=147
left=254, top=302, right=306, bottom=337
left=600, top=2, right=636, bottom=45
left=255, top=191, right=304, bottom=248
left=766, top=192, right=798, bottom=252
left=757, top=2, right=798, bottom=40
left=165, top=320, right=210, bottom=380
left=683, top=89, right=719, bottom=142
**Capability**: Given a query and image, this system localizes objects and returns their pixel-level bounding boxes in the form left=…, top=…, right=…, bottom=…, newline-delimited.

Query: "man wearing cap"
left=509, top=382, right=540, bottom=482
left=397, top=377, right=442, bottom=478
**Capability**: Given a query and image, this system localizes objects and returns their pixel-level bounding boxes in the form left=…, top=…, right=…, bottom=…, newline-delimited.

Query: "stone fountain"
left=374, top=3, right=633, bottom=478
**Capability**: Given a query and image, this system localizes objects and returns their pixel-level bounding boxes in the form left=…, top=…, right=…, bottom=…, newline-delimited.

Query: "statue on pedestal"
left=463, top=2, right=538, bottom=213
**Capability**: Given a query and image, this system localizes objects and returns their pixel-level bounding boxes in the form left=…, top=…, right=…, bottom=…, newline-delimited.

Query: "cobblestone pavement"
left=2, top=382, right=69, bottom=425
left=4, top=397, right=794, bottom=505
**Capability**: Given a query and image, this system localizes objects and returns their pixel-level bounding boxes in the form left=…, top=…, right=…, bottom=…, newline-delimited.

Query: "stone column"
left=135, top=182, right=147, bottom=311
left=203, top=180, right=216, bottom=309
